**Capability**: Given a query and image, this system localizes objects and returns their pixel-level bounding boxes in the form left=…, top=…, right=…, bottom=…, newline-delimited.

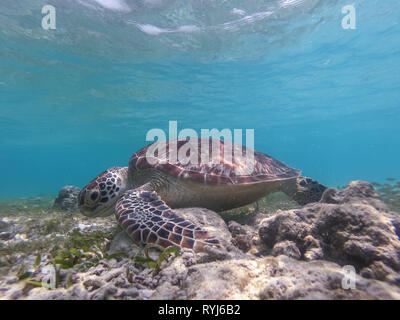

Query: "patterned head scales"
left=78, top=167, right=129, bottom=217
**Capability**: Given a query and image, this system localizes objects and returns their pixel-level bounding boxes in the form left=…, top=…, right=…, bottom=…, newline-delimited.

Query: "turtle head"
left=78, top=167, right=129, bottom=217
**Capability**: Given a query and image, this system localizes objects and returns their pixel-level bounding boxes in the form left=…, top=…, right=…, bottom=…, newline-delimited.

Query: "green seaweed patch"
left=49, top=229, right=118, bottom=271
left=16, top=265, right=32, bottom=280
left=65, top=272, right=74, bottom=288
left=25, top=280, right=43, bottom=287
left=34, top=254, right=41, bottom=270
left=23, top=264, right=61, bottom=290
left=134, top=244, right=180, bottom=273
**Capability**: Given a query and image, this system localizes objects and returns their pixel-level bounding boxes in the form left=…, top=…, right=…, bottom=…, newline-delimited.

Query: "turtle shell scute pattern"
left=129, top=138, right=301, bottom=185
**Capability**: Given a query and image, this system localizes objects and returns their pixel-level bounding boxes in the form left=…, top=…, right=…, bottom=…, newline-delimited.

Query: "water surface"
left=1, top=0, right=399, bottom=198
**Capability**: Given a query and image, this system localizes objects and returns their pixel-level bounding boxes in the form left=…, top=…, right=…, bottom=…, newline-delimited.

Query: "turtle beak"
left=78, top=188, right=115, bottom=218
left=78, top=188, right=99, bottom=217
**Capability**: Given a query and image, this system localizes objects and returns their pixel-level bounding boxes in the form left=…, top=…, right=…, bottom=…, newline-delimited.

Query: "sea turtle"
left=78, top=138, right=326, bottom=252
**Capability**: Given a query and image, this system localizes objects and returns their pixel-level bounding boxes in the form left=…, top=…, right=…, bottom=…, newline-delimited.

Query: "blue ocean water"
left=0, top=0, right=399, bottom=199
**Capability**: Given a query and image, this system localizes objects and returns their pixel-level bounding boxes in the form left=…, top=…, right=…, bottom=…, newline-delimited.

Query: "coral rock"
left=258, top=181, right=400, bottom=283
left=53, top=186, right=81, bottom=211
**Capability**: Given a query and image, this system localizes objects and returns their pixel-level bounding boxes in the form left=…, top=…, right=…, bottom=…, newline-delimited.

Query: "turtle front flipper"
left=115, top=187, right=221, bottom=252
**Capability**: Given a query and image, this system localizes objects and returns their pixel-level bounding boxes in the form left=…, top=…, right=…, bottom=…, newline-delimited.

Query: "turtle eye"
left=90, top=190, right=100, bottom=202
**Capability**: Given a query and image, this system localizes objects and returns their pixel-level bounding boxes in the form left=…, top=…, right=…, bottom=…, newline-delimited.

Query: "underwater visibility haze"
left=1, top=0, right=400, bottom=301
left=1, top=0, right=399, bottom=199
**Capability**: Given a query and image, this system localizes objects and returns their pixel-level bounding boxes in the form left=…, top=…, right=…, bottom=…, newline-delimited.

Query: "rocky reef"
left=52, top=186, right=81, bottom=211
left=1, top=181, right=400, bottom=300
left=258, top=181, right=400, bottom=284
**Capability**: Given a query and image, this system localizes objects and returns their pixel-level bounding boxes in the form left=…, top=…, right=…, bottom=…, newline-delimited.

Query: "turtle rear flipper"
left=281, top=177, right=327, bottom=205
left=115, top=187, right=220, bottom=252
